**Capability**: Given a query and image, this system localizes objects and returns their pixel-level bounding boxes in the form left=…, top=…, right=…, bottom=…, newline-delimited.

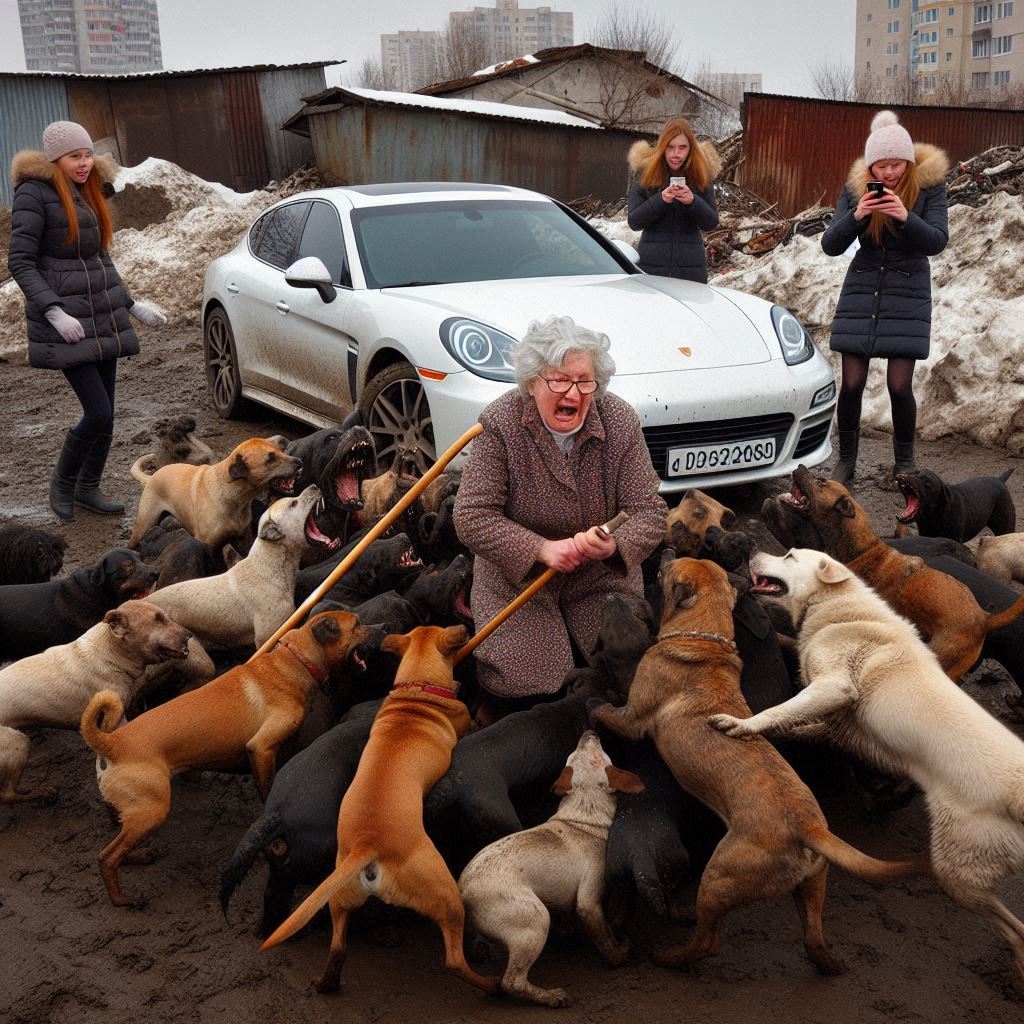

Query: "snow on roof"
left=341, top=86, right=602, bottom=130
left=473, top=54, right=540, bottom=76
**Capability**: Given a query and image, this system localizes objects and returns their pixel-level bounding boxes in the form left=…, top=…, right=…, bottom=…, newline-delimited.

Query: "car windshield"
left=350, top=199, right=629, bottom=289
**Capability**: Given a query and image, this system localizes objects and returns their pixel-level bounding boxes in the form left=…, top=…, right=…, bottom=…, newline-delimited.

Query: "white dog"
left=709, top=547, right=1024, bottom=995
left=458, top=730, right=643, bottom=1007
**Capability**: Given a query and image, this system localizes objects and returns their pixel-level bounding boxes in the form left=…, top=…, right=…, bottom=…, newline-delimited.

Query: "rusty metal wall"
left=258, top=67, right=321, bottom=184
left=67, top=79, right=120, bottom=161
left=308, top=104, right=641, bottom=203
left=0, top=77, right=69, bottom=207
left=224, top=72, right=271, bottom=192
left=739, top=94, right=1024, bottom=217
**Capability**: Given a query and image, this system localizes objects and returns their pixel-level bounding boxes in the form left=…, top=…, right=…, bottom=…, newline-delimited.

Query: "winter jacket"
left=626, top=139, right=721, bottom=283
left=821, top=143, right=949, bottom=360
left=453, top=388, right=667, bottom=699
left=7, top=150, right=139, bottom=370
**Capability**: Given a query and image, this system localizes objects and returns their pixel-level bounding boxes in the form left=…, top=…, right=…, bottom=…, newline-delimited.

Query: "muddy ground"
left=1, top=322, right=1023, bottom=1024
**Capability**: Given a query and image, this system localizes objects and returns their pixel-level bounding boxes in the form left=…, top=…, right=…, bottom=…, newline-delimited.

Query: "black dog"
left=0, top=522, right=66, bottom=585
left=896, top=467, right=1016, bottom=542
left=294, top=532, right=423, bottom=606
left=401, top=554, right=474, bottom=628
left=0, top=549, right=159, bottom=661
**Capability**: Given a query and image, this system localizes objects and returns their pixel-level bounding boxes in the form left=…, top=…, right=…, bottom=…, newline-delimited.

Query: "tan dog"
left=977, top=532, right=1024, bottom=587
left=81, top=610, right=376, bottom=906
left=0, top=601, right=190, bottom=803
left=711, top=548, right=1024, bottom=995
left=459, top=730, right=643, bottom=1007
left=591, top=556, right=924, bottom=973
left=128, top=437, right=301, bottom=549
left=665, top=488, right=736, bottom=554
left=260, top=624, right=499, bottom=998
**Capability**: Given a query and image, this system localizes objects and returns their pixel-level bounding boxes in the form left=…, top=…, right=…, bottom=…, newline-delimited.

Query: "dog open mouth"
left=749, top=569, right=788, bottom=596
left=398, top=544, right=423, bottom=572
left=305, top=498, right=341, bottom=551
left=271, top=474, right=299, bottom=496
left=453, top=578, right=474, bottom=623
left=333, top=437, right=376, bottom=510
left=896, top=476, right=921, bottom=524
left=779, top=482, right=811, bottom=516
left=158, top=640, right=191, bottom=661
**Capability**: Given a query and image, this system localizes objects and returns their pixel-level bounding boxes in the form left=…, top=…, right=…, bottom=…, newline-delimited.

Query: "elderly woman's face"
left=526, top=351, right=597, bottom=433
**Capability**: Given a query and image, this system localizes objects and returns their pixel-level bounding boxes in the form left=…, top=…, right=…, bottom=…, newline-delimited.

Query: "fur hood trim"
left=11, top=149, right=120, bottom=189
left=628, top=138, right=722, bottom=182
left=846, top=142, right=948, bottom=195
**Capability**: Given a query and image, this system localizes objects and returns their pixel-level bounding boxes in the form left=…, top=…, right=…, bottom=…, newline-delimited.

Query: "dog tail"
left=805, top=825, right=930, bottom=884
left=259, top=847, right=375, bottom=951
left=984, top=593, right=1024, bottom=634
left=1000, top=468, right=1015, bottom=483
left=130, top=455, right=155, bottom=484
left=219, top=811, right=285, bottom=919
left=80, top=690, right=125, bottom=760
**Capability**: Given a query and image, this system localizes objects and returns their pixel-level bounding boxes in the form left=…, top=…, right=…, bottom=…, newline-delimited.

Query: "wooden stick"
left=250, top=421, right=485, bottom=659
left=453, top=511, right=629, bottom=665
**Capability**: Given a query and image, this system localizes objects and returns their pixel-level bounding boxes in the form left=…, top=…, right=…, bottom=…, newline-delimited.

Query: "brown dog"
left=665, top=488, right=736, bottom=554
left=260, top=624, right=499, bottom=998
left=81, top=610, right=376, bottom=906
left=783, top=466, right=1024, bottom=681
left=591, top=556, right=925, bottom=973
left=128, top=437, right=302, bottom=549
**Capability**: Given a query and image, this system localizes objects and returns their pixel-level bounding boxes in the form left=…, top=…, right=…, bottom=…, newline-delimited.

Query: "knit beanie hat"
left=864, top=110, right=915, bottom=168
left=42, top=121, right=94, bottom=162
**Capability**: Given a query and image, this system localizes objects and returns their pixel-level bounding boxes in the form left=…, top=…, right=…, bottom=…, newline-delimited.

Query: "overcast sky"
left=0, top=0, right=854, bottom=97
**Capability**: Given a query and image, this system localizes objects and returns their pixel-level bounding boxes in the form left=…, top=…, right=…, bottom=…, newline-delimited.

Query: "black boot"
left=49, top=430, right=92, bottom=520
left=74, top=433, right=125, bottom=515
left=893, top=438, right=916, bottom=477
left=832, top=429, right=859, bottom=486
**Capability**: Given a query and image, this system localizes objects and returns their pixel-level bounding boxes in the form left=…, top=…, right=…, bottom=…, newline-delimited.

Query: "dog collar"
left=657, top=630, right=737, bottom=653
left=276, top=639, right=327, bottom=686
left=392, top=681, right=459, bottom=700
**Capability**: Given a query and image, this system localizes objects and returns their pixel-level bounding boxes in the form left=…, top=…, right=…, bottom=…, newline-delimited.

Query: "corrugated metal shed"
left=1, top=63, right=338, bottom=206
left=740, top=93, right=1024, bottom=217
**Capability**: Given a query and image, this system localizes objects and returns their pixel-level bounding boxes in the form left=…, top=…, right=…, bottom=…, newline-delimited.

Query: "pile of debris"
left=946, top=145, right=1024, bottom=208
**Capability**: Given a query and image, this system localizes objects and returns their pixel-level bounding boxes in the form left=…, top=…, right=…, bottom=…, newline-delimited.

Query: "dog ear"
left=380, top=632, right=409, bottom=656
left=551, top=765, right=574, bottom=795
left=311, top=614, right=342, bottom=646
left=440, top=624, right=470, bottom=654
left=834, top=495, right=857, bottom=519
left=104, top=609, right=128, bottom=637
left=672, top=579, right=697, bottom=610
left=668, top=520, right=700, bottom=557
left=258, top=517, right=285, bottom=543
left=816, top=557, right=853, bottom=585
left=605, top=766, right=645, bottom=794
left=222, top=542, right=243, bottom=568
left=228, top=453, right=249, bottom=481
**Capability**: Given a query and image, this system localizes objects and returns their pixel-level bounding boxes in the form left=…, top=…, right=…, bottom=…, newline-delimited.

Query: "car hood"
left=378, top=275, right=774, bottom=373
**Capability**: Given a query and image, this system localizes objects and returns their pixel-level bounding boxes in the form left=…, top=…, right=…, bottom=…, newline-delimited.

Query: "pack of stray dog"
left=5, top=414, right=1024, bottom=1008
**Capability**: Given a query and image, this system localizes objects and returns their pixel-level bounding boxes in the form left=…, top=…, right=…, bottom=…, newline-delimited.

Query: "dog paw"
left=536, top=987, right=571, bottom=1008
left=707, top=714, right=752, bottom=738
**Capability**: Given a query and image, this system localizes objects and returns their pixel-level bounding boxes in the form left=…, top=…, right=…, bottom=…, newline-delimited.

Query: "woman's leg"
left=887, top=357, right=917, bottom=472
left=833, top=354, right=870, bottom=484
left=62, top=360, right=123, bottom=514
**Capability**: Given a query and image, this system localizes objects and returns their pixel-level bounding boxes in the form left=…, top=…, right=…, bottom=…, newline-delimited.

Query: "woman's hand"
left=129, top=300, right=168, bottom=327
left=572, top=526, right=618, bottom=562
left=675, top=184, right=695, bottom=205
left=873, top=189, right=908, bottom=223
left=44, top=306, right=84, bottom=343
left=853, top=192, right=885, bottom=221
left=538, top=538, right=586, bottom=573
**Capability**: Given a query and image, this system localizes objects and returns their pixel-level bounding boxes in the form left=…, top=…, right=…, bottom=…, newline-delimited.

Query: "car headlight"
left=439, top=318, right=516, bottom=382
left=771, top=306, right=814, bottom=366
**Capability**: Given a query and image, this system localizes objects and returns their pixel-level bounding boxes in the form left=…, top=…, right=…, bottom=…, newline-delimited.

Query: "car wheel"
left=360, top=361, right=437, bottom=474
left=203, top=307, right=245, bottom=419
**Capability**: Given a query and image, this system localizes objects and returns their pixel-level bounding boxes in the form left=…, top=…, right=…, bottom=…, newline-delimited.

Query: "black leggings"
left=836, top=354, right=917, bottom=443
left=62, top=358, right=117, bottom=441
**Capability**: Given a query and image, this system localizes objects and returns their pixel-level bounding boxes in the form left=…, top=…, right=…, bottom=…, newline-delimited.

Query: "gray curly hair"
left=514, top=315, right=616, bottom=398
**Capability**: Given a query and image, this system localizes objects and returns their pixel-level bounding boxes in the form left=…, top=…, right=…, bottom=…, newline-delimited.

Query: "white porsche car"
left=202, top=182, right=836, bottom=492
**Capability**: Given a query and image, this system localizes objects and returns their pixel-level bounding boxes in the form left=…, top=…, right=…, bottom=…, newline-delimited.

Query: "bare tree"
left=435, top=18, right=497, bottom=83
left=357, top=56, right=399, bottom=91
left=809, top=59, right=857, bottom=101
left=591, top=1, right=681, bottom=74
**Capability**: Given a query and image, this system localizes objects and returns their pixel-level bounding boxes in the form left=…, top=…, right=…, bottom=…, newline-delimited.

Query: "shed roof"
left=0, top=61, right=342, bottom=81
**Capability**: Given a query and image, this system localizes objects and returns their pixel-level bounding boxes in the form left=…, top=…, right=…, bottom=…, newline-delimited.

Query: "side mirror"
left=611, top=238, right=640, bottom=264
left=285, top=256, right=336, bottom=303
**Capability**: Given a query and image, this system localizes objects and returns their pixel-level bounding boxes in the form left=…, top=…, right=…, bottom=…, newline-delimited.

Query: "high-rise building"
left=700, top=72, right=763, bottom=109
left=17, top=0, right=163, bottom=74
left=449, top=0, right=573, bottom=65
left=381, top=30, right=442, bottom=92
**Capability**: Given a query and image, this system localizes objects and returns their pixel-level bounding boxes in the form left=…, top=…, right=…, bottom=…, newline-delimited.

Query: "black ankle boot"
left=893, top=438, right=916, bottom=476
left=50, top=430, right=92, bottom=520
left=832, top=429, right=859, bottom=486
left=74, top=433, right=125, bottom=515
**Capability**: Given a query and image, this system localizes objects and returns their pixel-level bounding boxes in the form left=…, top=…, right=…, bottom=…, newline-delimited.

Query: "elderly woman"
left=453, top=315, right=667, bottom=718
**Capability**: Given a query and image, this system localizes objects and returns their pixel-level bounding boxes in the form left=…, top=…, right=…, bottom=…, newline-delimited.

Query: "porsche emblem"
left=678, top=346, right=692, bottom=357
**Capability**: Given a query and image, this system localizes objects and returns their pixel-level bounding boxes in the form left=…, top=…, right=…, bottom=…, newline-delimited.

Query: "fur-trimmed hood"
left=846, top=142, right=948, bottom=195
left=11, top=149, right=120, bottom=189
left=627, top=138, right=722, bottom=183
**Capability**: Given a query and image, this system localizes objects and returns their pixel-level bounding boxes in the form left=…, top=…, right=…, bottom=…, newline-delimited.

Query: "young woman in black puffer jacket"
left=626, top=116, right=721, bottom=284
left=8, top=120, right=167, bottom=520
left=821, top=110, right=949, bottom=484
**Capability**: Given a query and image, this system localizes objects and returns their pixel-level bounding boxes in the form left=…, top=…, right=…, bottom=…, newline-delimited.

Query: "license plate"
left=667, top=437, right=777, bottom=477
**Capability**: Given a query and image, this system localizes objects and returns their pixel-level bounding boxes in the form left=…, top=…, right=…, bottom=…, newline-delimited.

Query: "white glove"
left=129, top=300, right=168, bottom=327
left=44, top=306, right=85, bottom=343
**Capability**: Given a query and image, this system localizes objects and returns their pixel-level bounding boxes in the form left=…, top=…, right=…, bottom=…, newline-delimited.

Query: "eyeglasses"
left=537, top=374, right=598, bottom=395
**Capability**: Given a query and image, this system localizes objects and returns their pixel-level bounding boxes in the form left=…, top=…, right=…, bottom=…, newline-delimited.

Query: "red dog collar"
left=392, top=681, right=459, bottom=700
left=276, top=639, right=327, bottom=686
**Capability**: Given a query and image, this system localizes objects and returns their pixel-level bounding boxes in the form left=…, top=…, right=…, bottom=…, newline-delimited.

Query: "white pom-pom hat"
left=864, top=110, right=915, bottom=168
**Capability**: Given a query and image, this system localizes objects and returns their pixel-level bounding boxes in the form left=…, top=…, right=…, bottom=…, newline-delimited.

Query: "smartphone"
left=866, top=180, right=885, bottom=197
left=670, top=176, right=686, bottom=187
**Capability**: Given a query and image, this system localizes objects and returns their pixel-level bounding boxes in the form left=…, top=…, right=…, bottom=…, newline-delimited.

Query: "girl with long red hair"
left=8, top=121, right=166, bottom=520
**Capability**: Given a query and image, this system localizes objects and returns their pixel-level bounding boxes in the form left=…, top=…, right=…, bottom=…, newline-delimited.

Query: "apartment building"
left=381, top=30, right=441, bottom=91
left=854, top=0, right=1021, bottom=100
left=701, top=72, right=763, bottom=108
left=449, top=0, right=573, bottom=64
left=17, top=0, right=162, bottom=74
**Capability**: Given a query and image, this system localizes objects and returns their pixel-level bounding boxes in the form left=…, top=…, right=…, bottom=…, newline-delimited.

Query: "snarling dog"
left=896, top=467, right=1016, bottom=542
left=665, top=488, right=737, bottom=555
left=711, top=548, right=1024, bottom=996
left=0, top=601, right=189, bottom=803
left=0, top=521, right=66, bottom=585
left=771, top=466, right=1024, bottom=682
left=129, top=437, right=302, bottom=549
left=458, top=731, right=643, bottom=1008
left=259, top=625, right=499, bottom=998
left=81, top=610, right=377, bottom=906
left=591, top=556, right=924, bottom=974
left=0, top=549, right=158, bottom=662
left=402, top=554, right=474, bottom=628
left=134, top=415, right=217, bottom=474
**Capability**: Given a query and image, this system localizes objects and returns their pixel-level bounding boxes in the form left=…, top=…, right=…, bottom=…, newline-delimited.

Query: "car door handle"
left=226, top=282, right=239, bottom=295
left=275, top=301, right=290, bottom=314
